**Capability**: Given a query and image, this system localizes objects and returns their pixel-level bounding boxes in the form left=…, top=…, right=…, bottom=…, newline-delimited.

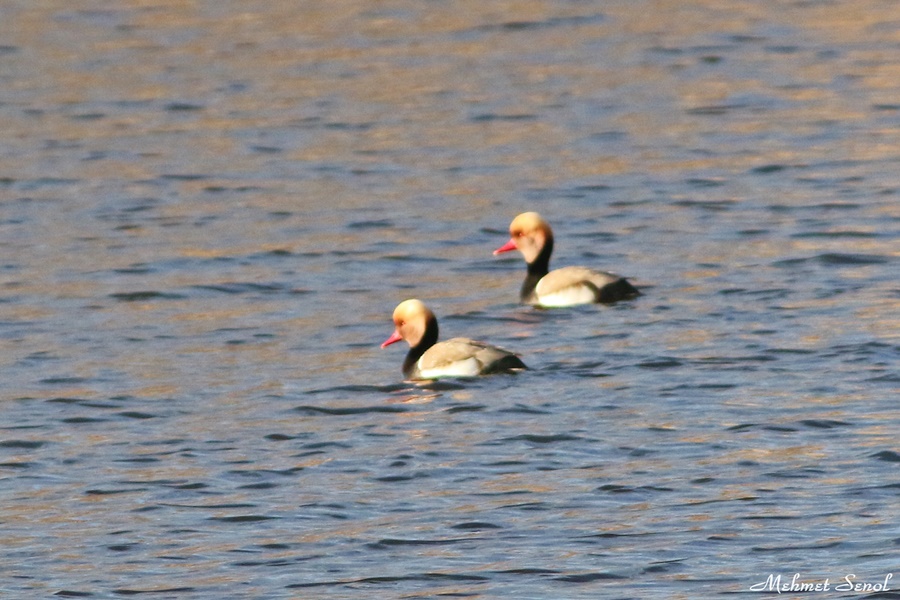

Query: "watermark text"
left=750, top=573, right=893, bottom=594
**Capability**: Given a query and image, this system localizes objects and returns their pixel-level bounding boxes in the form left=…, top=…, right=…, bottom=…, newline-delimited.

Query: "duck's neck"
left=521, top=237, right=552, bottom=302
left=402, top=318, right=439, bottom=378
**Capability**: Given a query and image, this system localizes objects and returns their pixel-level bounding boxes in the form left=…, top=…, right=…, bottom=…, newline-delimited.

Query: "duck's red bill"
left=493, top=239, right=517, bottom=255
left=381, top=330, right=403, bottom=348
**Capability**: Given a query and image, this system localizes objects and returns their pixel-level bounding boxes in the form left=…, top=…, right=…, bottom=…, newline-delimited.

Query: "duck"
left=493, top=212, right=640, bottom=307
left=381, top=299, right=527, bottom=380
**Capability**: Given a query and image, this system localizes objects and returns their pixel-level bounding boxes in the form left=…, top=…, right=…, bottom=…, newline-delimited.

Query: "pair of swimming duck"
left=382, top=212, right=640, bottom=380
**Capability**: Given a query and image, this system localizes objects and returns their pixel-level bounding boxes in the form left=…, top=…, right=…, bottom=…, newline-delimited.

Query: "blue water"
left=1, top=1, right=898, bottom=598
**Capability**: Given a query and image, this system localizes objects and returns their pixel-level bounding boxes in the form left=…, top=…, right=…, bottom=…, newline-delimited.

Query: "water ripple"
left=293, top=404, right=410, bottom=416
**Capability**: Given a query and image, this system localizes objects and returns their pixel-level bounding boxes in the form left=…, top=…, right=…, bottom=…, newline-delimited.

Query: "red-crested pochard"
left=494, top=212, right=640, bottom=307
left=381, top=299, right=527, bottom=380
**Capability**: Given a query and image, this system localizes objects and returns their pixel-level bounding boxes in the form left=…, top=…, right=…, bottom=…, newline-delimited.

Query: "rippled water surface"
left=2, top=1, right=899, bottom=598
